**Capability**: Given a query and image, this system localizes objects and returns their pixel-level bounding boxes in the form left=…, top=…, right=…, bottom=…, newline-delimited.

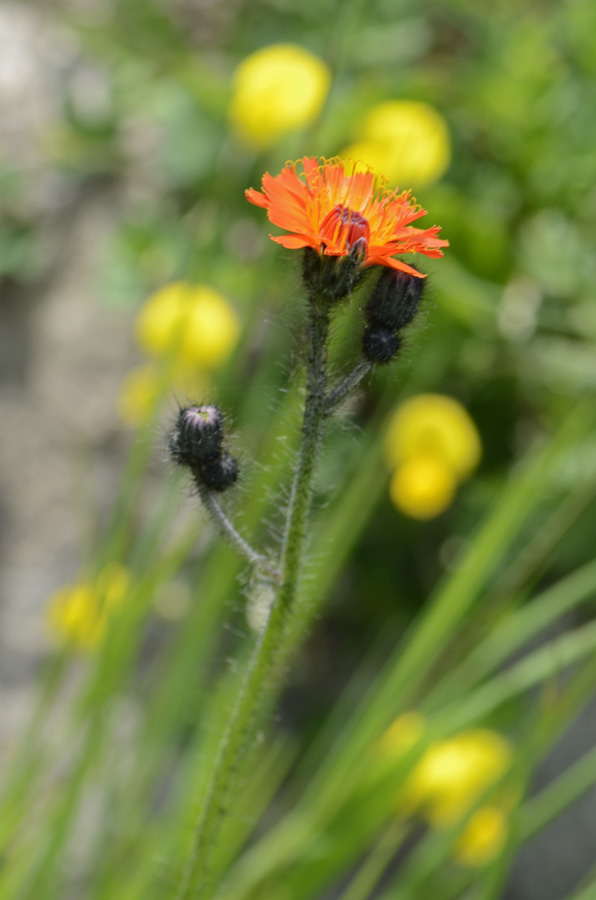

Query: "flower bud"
left=364, top=266, right=424, bottom=331
left=362, top=326, right=401, bottom=364
left=302, top=245, right=366, bottom=305
left=169, top=405, right=224, bottom=467
left=198, top=452, right=239, bottom=492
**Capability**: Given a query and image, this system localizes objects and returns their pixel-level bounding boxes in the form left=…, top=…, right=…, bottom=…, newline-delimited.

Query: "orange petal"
left=270, top=233, right=319, bottom=250
left=245, top=188, right=268, bottom=208
left=367, top=253, right=425, bottom=277
left=246, top=156, right=448, bottom=270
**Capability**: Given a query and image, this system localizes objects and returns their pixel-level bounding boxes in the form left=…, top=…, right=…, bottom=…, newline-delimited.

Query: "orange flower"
left=246, top=157, right=448, bottom=277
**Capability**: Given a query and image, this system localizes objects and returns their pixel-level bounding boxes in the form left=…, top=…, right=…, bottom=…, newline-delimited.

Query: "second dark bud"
left=200, top=452, right=239, bottom=492
left=364, top=267, right=424, bottom=331
left=362, top=327, right=401, bottom=364
left=361, top=267, right=425, bottom=364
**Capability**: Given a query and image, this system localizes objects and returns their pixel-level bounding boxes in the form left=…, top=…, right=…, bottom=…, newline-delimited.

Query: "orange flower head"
left=245, top=156, right=449, bottom=279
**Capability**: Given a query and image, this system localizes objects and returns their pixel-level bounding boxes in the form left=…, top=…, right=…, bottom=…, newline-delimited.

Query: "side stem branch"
left=324, top=361, right=371, bottom=413
left=195, top=480, right=279, bottom=579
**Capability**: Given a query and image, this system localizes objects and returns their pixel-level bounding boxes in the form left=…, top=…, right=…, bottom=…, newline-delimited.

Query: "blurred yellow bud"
left=229, top=44, right=331, bottom=147
left=46, top=564, right=131, bottom=651
left=389, top=454, right=456, bottom=520
left=117, top=364, right=208, bottom=428
left=385, top=394, right=481, bottom=482
left=135, top=283, right=240, bottom=370
left=341, top=101, right=450, bottom=187
left=403, top=730, right=512, bottom=827
left=118, top=365, right=161, bottom=427
left=455, top=805, right=508, bottom=866
left=377, top=711, right=426, bottom=758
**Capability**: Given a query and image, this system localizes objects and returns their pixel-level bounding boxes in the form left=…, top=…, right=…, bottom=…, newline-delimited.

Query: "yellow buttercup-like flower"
left=341, top=101, right=451, bottom=187
left=389, top=453, right=457, bottom=520
left=46, top=564, right=131, bottom=651
left=384, top=395, right=481, bottom=519
left=402, top=729, right=512, bottom=827
left=378, top=716, right=512, bottom=866
left=229, top=44, right=331, bottom=148
left=385, top=395, right=481, bottom=480
left=135, top=282, right=240, bottom=370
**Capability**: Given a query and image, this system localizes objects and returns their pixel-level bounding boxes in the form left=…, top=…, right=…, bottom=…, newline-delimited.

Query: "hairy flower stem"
left=194, top=480, right=279, bottom=580
left=177, top=300, right=330, bottom=900
left=279, top=300, right=330, bottom=591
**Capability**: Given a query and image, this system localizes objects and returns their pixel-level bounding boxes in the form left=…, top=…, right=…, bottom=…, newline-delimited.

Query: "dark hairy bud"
left=169, top=405, right=239, bottom=494
left=362, top=326, right=401, bottom=364
left=197, top=452, right=239, bottom=492
left=169, top=405, right=224, bottom=467
left=364, top=266, right=424, bottom=331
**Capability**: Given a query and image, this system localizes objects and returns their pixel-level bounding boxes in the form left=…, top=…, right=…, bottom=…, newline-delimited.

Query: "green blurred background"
left=1, top=1, right=596, bottom=898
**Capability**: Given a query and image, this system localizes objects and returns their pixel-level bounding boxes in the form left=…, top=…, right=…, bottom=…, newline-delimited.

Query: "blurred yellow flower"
left=135, top=282, right=240, bottom=370
left=402, top=729, right=512, bottom=828
left=341, top=101, right=451, bottom=187
left=117, top=363, right=208, bottom=428
left=385, top=395, right=480, bottom=519
left=455, top=805, right=508, bottom=866
left=385, top=395, right=481, bottom=481
left=389, top=453, right=456, bottom=520
left=118, top=364, right=162, bottom=427
left=378, top=716, right=512, bottom=866
left=229, top=44, right=331, bottom=147
left=46, top=564, right=130, bottom=651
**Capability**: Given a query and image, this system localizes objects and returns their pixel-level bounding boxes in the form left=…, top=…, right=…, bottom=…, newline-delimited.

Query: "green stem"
left=279, top=301, right=330, bottom=588
left=338, top=822, right=409, bottom=900
left=324, top=361, right=371, bottom=413
left=177, top=300, right=330, bottom=900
